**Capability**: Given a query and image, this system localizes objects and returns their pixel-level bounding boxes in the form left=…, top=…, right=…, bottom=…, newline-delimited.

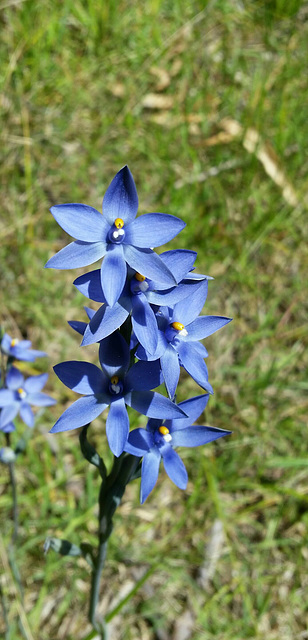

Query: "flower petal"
left=184, top=315, right=232, bottom=341
left=125, top=428, right=154, bottom=454
left=103, top=165, right=138, bottom=225
left=74, top=269, right=105, bottom=302
left=160, top=345, right=180, bottom=399
left=0, top=390, right=16, bottom=407
left=136, top=328, right=168, bottom=361
left=166, top=394, right=210, bottom=431
left=45, top=241, right=107, bottom=270
left=127, top=390, right=187, bottom=419
left=27, top=392, right=56, bottom=407
left=100, top=245, right=127, bottom=307
left=131, top=293, right=158, bottom=355
left=1, top=333, right=12, bottom=353
left=125, top=213, right=185, bottom=248
left=172, top=280, right=208, bottom=326
left=99, top=331, right=130, bottom=377
left=0, top=404, right=19, bottom=427
left=50, top=204, right=109, bottom=242
left=54, top=361, right=107, bottom=395
left=147, top=280, right=203, bottom=306
left=171, top=426, right=231, bottom=448
left=176, top=342, right=213, bottom=394
left=158, top=249, right=197, bottom=283
left=162, top=447, right=188, bottom=489
left=106, top=397, right=129, bottom=457
left=6, top=367, right=24, bottom=391
left=24, top=373, right=48, bottom=393
left=19, top=403, right=34, bottom=427
left=140, top=450, right=161, bottom=503
left=81, top=301, right=130, bottom=346
left=125, top=360, right=162, bottom=391
left=123, top=245, right=176, bottom=287
left=50, top=395, right=108, bottom=433
left=68, top=320, right=87, bottom=335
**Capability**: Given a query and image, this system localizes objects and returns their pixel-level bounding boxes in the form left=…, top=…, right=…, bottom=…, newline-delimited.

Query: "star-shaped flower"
left=0, top=367, right=56, bottom=428
left=1, top=333, right=47, bottom=362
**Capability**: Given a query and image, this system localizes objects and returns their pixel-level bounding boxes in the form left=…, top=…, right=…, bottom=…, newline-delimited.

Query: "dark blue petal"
left=68, top=320, right=87, bottom=336
left=24, top=373, right=48, bottom=394
left=131, top=294, right=158, bottom=355
left=54, top=361, right=107, bottom=395
left=184, top=316, right=232, bottom=341
left=50, top=395, right=108, bottom=433
left=176, top=342, right=213, bottom=394
left=100, top=245, right=127, bottom=307
left=50, top=204, right=109, bottom=242
left=27, top=392, right=56, bottom=407
left=158, top=249, right=197, bottom=283
left=0, top=404, right=19, bottom=427
left=19, top=403, right=34, bottom=427
left=45, top=241, right=107, bottom=270
left=140, top=450, right=161, bottom=503
left=160, top=345, right=180, bottom=399
left=106, top=397, right=129, bottom=457
left=136, top=328, right=168, bottom=361
left=103, top=166, right=138, bottom=225
left=125, top=360, right=162, bottom=392
left=171, top=426, right=231, bottom=448
left=81, top=302, right=130, bottom=346
left=166, top=394, right=210, bottom=431
left=127, top=390, right=187, bottom=419
left=126, top=428, right=154, bottom=454
left=172, top=280, right=208, bottom=326
left=74, top=269, right=105, bottom=302
left=99, top=331, right=130, bottom=377
left=125, top=213, right=185, bottom=248
left=6, top=367, right=24, bottom=391
left=123, top=245, right=176, bottom=287
left=0, top=390, right=17, bottom=407
left=162, top=447, right=188, bottom=489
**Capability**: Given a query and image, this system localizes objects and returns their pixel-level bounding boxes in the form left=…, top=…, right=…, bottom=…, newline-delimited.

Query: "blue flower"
left=45, top=166, right=186, bottom=307
left=137, top=280, right=232, bottom=398
left=0, top=367, right=56, bottom=429
left=1, top=333, right=47, bottom=362
left=74, top=249, right=208, bottom=355
left=51, top=331, right=187, bottom=457
left=124, top=394, right=231, bottom=502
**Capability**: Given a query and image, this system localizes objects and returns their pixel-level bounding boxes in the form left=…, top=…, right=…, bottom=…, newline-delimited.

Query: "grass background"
left=0, top=0, right=307, bottom=638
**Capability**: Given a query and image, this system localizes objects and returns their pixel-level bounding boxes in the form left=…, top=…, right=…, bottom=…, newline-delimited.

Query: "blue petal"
left=27, top=392, right=56, bottom=407
left=125, top=213, right=185, bottom=248
left=127, top=390, right=187, bottom=419
left=54, top=361, right=107, bottom=395
left=176, top=342, right=213, bottom=394
left=140, top=450, right=161, bottom=503
left=160, top=345, right=180, bottom=399
left=24, top=373, right=48, bottom=394
left=191, top=341, right=208, bottom=358
left=0, top=404, right=19, bottom=427
left=106, top=397, right=129, bottom=457
left=166, top=394, right=210, bottom=431
left=1, top=333, right=12, bottom=353
left=68, top=320, right=87, bottom=335
left=0, top=422, right=16, bottom=434
left=172, top=280, right=208, bottom=326
left=131, top=293, right=158, bottom=355
left=136, top=328, right=168, bottom=361
left=162, top=447, right=188, bottom=489
left=0, top=390, right=16, bottom=407
left=147, top=280, right=203, bottom=306
left=125, top=428, right=154, bottom=455
left=99, top=331, right=130, bottom=377
left=100, top=245, right=127, bottom=307
left=184, top=316, right=232, bottom=341
left=45, top=241, right=107, bottom=269
left=50, top=395, right=108, bottom=433
left=74, top=269, right=105, bottom=302
left=14, top=348, right=47, bottom=361
left=19, top=403, right=34, bottom=427
left=125, top=360, right=162, bottom=391
left=171, top=426, right=231, bottom=448
left=123, top=245, right=176, bottom=287
left=102, top=166, right=138, bottom=225
left=158, top=249, right=197, bottom=283
left=81, top=302, right=130, bottom=346
left=50, top=204, right=109, bottom=242
left=6, top=367, right=24, bottom=391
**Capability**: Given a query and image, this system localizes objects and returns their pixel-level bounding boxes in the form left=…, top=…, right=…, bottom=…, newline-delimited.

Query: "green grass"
left=0, top=0, right=307, bottom=638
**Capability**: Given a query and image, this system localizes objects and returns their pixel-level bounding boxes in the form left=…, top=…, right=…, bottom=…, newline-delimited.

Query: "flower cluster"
left=47, top=166, right=232, bottom=501
left=0, top=332, right=55, bottom=461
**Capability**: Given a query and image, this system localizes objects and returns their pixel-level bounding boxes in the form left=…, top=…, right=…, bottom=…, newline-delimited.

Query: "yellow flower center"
left=158, top=426, right=170, bottom=435
left=135, top=273, right=146, bottom=282
left=114, top=218, right=124, bottom=229
left=11, top=339, right=18, bottom=346
left=110, top=375, right=119, bottom=384
left=17, top=387, right=24, bottom=395
left=171, top=322, right=185, bottom=331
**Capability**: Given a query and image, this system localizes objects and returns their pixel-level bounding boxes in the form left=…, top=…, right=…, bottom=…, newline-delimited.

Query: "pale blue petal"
left=123, top=245, right=176, bottom=287
left=106, top=397, right=129, bottom=457
left=45, top=241, right=107, bottom=269
left=160, top=345, right=180, bottom=399
left=172, top=280, right=208, bottom=325
left=184, top=316, right=232, bottom=341
left=162, top=447, right=188, bottom=489
left=24, top=373, right=48, bottom=393
left=100, top=245, right=127, bottom=307
left=50, top=204, right=109, bottom=242
left=19, top=403, right=34, bottom=427
left=6, top=367, right=24, bottom=391
left=125, top=213, right=185, bottom=248
left=171, top=426, right=231, bottom=448
left=50, top=395, right=108, bottom=433
left=140, top=450, right=161, bottom=503
left=131, top=293, right=158, bottom=355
